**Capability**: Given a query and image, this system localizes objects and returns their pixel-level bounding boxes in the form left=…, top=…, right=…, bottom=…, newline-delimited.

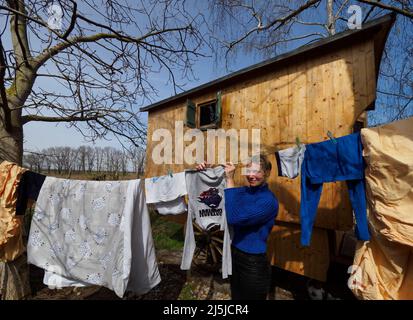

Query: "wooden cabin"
left=140, top=14, right=396, bottom=281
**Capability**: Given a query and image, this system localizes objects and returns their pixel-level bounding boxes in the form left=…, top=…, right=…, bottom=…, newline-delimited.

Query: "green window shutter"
left=186, top=99, right=196, bottom=128
left=215, top=91, right=222, bottom=126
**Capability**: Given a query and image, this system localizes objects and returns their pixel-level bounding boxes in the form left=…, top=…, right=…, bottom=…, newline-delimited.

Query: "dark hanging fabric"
left=15, top=171, right=46, bottom=215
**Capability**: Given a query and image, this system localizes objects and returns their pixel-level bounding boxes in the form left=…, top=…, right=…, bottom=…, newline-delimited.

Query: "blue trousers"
left=300, top=133, right=370, bottom=246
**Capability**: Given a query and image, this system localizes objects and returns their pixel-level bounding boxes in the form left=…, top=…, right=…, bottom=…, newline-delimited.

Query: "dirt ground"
left=27, top=249, right=355, bottom=300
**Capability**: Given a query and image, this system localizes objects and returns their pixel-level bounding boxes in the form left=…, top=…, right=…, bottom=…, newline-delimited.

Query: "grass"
left=42, top=171, right=140, bottom=181
left=178, top=282, right=197, bottom=300
left=149, top=209, right=185, bottom=251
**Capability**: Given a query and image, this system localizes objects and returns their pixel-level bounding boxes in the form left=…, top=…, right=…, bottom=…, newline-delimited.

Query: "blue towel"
left=300, top=132, right=370, bottom=246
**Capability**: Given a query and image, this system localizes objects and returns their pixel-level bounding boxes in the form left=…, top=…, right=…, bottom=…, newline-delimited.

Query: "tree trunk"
left=0, top=126, right=23, bottom=165
left=0, top=106, right=28, bottom=300
left=0, top=124, right=29, bottom=301
left=0, top=100, right=23, bottom=165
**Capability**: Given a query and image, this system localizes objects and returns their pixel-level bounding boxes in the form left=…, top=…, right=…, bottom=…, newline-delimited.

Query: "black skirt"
left=230, top=245, right=271, bottom=300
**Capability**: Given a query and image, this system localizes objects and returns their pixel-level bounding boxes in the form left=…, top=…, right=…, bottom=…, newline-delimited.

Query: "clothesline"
left=153, top=131, right=338, bottom=177
left=2, top=118, right=411, bottom=299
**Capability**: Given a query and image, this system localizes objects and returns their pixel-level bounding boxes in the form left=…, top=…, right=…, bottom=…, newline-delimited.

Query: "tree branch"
left=1, top=0, right=203, bottom=152
left=6, top=0, right=32, bottom=67
left=357, top=0, right=413, bottom=19
left=363, top=0, right=382, bottom=22
left=226, top=0, right=322, bottom=50
left=377, top=89, right=413, bottom=100
left=0, top=4, right=144, bottom=71
left=261, top=32, right=326, bottom=49
left=21, top=113, right=102, bottom=125
left=393, top=97, right=413, bottom=121
left=33, top=25, right=194, bottom=69
left=62, top=1, right=77, bottom=39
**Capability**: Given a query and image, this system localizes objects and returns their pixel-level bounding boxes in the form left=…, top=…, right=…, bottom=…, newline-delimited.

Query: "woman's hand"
left=196, top=162, right=212, bottom=171
left=224, top=162, right=236, bottom=179
left=224, top=162, right=236, bottom=188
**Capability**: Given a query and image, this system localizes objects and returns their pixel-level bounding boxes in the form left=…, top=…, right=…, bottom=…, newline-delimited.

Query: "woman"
left=197, top=155, right=279, bottom=300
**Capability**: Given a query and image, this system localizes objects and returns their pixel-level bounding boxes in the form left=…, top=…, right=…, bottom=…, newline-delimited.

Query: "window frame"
left=185, top=91, right=222, bottom=130
left=197, top=98, right=219, bottom=130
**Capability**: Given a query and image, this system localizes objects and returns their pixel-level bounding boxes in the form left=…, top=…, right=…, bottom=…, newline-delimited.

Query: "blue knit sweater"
left=224, top=184, right=278, bottom=254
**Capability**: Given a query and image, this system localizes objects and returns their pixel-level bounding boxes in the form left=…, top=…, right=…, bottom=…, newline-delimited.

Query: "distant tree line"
left=23, top=146, right=146, bottom=177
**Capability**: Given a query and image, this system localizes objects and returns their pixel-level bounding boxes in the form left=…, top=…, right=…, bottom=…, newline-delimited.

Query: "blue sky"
left=2, top=1, right=411, bottom=152
left=22, top=46, right=262, bottom=151
left=17, top=0, right=266, bottom=151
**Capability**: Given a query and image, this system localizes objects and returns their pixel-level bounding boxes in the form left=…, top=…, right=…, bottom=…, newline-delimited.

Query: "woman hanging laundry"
left=197, top=155, right=278, bottom=300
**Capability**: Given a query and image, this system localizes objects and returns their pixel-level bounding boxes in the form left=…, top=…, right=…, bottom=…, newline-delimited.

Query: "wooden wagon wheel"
left=187, top=221, right=224, bottom=270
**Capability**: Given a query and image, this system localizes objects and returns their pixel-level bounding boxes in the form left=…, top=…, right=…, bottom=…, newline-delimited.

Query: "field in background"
left=38, top=170, right=141, bottom=181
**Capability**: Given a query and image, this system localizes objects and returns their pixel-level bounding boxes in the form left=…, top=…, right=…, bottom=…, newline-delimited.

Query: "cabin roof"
left=140, top=13, right=396, bottom=113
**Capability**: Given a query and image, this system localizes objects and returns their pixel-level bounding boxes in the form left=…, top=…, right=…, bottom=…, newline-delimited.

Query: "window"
left=199, top=100, right=218, bottom=127
left=185, top=91, right=222, bottom=129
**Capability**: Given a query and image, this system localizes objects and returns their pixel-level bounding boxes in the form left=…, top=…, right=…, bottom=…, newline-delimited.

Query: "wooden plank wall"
left=144, top=39, right=377, bottom=280
left=268, top=224, right=330, bottom=281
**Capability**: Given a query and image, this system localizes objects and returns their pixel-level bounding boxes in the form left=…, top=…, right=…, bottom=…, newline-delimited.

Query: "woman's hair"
left=248, top=154, right=272, bottom=173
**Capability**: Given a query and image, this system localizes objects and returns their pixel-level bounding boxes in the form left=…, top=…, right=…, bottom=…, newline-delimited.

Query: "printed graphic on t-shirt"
left=197, top=187, right=223, bottom=217
left=198, top=187, right=222, bottom=208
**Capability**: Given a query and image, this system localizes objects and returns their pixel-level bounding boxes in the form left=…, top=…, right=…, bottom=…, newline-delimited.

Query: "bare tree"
left=368, top=11, right=413, bottom=125
left=103, top=146, right=112, bottom=172
left=85, top=146, right=95, bottom=173
left=24, top=144, right=141, bottom=175
left=209, top=0, right=413, bottom=124
left=119, top=150, right=129, bottom=175
left=77, top=145, right=86, bottom=172
left=128, top=145, right=146, bottom=176
left=208, top=0, right=326, bottom=61
left=43, top=149, right=52, bottom=173
left=0, top=0, right=207, bottom=165
left=23, top=149, right=43, bottom=171
left=210, top=0, right=412, bottom=54
left=50, top=146, right=64, bottom=174
left=95, top=146, right=104, bottom=173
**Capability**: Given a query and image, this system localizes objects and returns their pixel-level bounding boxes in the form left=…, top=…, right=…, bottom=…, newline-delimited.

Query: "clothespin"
left=295, top=137, right=301, bottom=148
left=167, top=169, right=173, bottom=177
left=327, top=131, right=337, bottom=144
